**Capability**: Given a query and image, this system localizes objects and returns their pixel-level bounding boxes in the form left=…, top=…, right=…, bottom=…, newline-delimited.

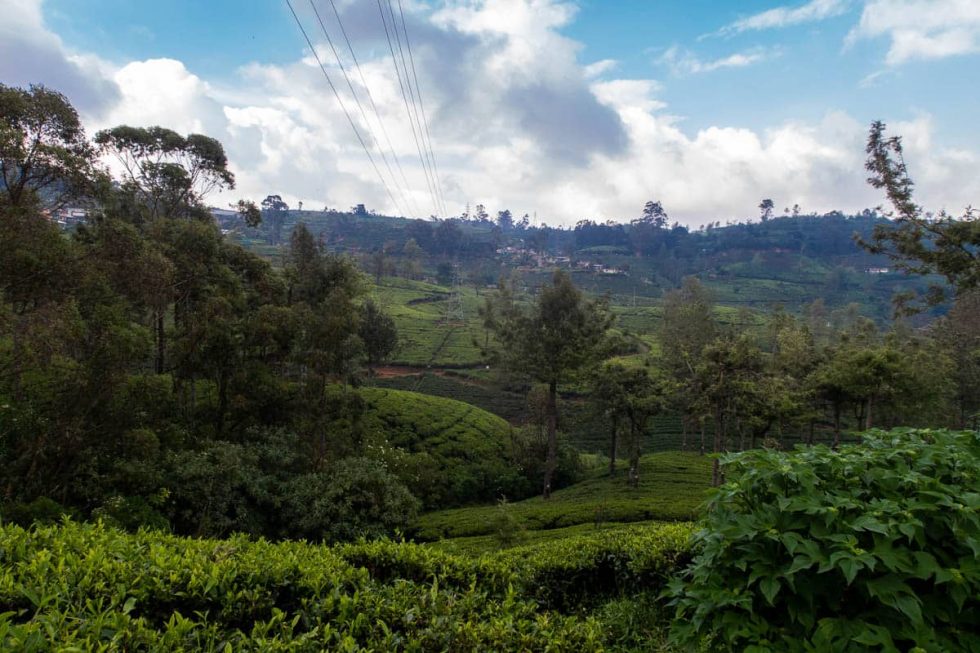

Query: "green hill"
left=413, top=451, right=712, bottom=541
left=354, top=387, right=532, bottom=508
left=371, top=278, right=486, bottom=366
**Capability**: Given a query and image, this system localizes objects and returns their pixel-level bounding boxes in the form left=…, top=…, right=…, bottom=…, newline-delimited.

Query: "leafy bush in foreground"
left=668, top=428, right=980, bottom=652
left=0, top=519, right=697, bottom=650
left=0, top=521, right=604, bottom=651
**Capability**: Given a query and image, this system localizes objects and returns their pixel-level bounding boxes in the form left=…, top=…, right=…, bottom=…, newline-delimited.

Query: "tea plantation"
left=0, top=519, right=692, bottom=651
left=4, top=430, right=979, bottom=651
left=413, top=451, right=713, bottom=540
left=353, top=387, right=537, bottom=508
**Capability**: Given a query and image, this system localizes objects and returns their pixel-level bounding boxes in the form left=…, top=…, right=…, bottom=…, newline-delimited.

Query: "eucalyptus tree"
left=94, top=125, right=235, bottom=221
left=0, top=83, right=97, bottom=210
left=488, top=270, right=612, bottom=498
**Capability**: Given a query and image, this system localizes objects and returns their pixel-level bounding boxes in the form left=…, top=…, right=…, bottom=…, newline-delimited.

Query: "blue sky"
left=3, top=0, right=979, bottom=225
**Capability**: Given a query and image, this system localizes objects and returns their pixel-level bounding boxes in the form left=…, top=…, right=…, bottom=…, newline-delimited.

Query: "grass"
left=412, top=451, right=713, bottom=540
left=372, top=277, right=488, bottom=366
left=427, top=519, right=682, bottom=556
left=369, top=372, right=528, bottom=423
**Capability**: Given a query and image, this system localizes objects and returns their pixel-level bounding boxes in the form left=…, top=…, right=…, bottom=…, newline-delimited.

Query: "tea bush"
left=414, top=451, right=711, bottom=540
left=0, top=520, right=606, bottom=651
left=668, top=428, right=980, bottom=652
left=497, top=521, right=696, bottom=612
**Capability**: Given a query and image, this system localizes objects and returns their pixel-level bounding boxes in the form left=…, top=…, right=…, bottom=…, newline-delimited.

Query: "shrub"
left=0, top=520, right=605, bottom=651
left=1, top=496, right=73, bottom=526
left=282, top=457, right=421, bottom=543
left=668, top=428, right=980, bottom=652
left=497, top=521, right=696, bottom=612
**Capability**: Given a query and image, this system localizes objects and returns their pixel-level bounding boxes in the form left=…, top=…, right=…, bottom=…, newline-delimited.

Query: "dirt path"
left=371, top=365, right=490, bottom=389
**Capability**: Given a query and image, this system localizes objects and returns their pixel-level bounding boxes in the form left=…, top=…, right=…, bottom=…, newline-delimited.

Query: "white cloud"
left=2, top=0, right=978, bottom=226
left=847, top=0, right=980, bottom=64
left=584, top=59, right=618, bottom=79
left=657, top=46, right=776, bottom=75
left=0, top=0, right=119, bottom=116
left=713, top=0, right=850, bottom=37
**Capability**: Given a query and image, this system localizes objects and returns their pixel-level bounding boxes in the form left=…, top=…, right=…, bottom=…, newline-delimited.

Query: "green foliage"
left=0, top=83, right=97, bottom=209
left=495, top=521, right=696, bottom=612
left=668, top=428, right=980, bottom=652
left=94, top=125, right=235, bottom=220
left=282, top=457, right=420, bottom=543
left=414, top=452, right=712, bottom=540
left=357, top=387, right=534, bottom=508
left=862, top=120, right=980, bottom=306
left=0, top=497, right=73, bottom=527
left=487, top=497, right=527, bottom=548
left=0, top=520, right=607, bottom=651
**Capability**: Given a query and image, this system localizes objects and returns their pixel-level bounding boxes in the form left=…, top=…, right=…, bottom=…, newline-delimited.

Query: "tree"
left=496, top=209, right=514, bottom=231
left=642, top=200, right=669, bottom=228
left=487, top=270, right=612, bottom=498
left=695, top=335, right=767, bottom=485
left=261, top=194, right=289, bottom=244
left=935, top=291, right=980, bottom=428
left=475, top=204, right=489, bottom=223
left=232, top=199, right=262, bottom=228
left=860, top=120, right=980, bottom=306
left=359, top=299, right=398, bottom=369
left=661, top=277, right=716, bottom=452
left=0, top=83, right=97, bottom=209
left=434, top=219, right=463, bottom=256
left=94, top=125, right=235, bottom=221
left=590, top=362, right=670, bottom=486
left=758, top=199, right=774, bottom=222
left=401, top=238, right=423, bottom=279
left=630, top=201, right=669, bottom=255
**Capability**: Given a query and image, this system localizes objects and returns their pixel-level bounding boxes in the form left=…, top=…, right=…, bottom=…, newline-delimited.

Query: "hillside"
left=413, top=452, right=713, bottom=541
left=353, top=387, right=533, bottom=508
left=225, top=208, right=945, bottom=324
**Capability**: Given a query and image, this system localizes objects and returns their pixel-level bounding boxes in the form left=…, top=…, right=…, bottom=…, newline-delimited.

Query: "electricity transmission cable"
left=284, top=0, right=406, bottom=218
left=376, top=0, right=441, bottom=216
left=384, top=0, right=444, bottom=215
left=377, top=0, right=439, bottom=216
left=393, top=0, right=446, bottom=215
left=307, top=0, right=416, bottom=218
left=325, top=0, right=422, bottom=219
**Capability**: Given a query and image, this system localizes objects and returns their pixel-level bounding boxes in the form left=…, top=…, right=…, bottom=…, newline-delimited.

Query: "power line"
left=393, top=0, right=446, bottom=216
left=284, top=0, right=406, bottom=218
left=384, top=0, right=444, bottom=216
left=376, top=0, right=441, bottom=217
left=307, top=0, right=416, bottom=218
left=324, top=0, right=421, bottom=219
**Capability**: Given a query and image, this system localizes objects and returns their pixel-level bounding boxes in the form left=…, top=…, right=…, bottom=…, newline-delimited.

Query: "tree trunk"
left=628, top=422, right=641, bottom=488
left=608, top=414, right=618, bottom=477
left=699, top=419, right=706, bottom=456
left=712, top=405, right=723, bottom=487
left=681, top=415, right=689, bottom=451
left=865, top=395, right=874, bottom=430
left=542, top=379, right=558, bottom=499
left=155, top=310, right=165, bottom=374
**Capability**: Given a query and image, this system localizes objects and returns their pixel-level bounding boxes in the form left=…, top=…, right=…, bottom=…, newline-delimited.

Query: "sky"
left=2, top=0, right=979, bottom=227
